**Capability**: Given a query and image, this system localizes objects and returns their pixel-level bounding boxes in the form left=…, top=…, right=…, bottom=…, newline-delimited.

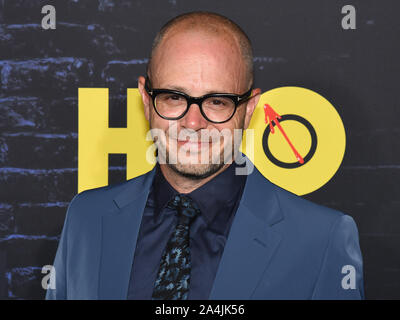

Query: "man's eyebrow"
left=166, top=85, right=188, bottom=93
left=164, top=85, right=232, bottom=95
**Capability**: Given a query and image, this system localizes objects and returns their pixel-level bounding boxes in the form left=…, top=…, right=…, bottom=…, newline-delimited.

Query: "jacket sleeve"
left=311, top=214, right=364, bottom=299
left=45, top=193, right=81, bottom=300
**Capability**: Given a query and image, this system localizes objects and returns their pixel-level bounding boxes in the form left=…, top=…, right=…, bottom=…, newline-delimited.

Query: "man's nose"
left=180, top=103, right=209, bottom=130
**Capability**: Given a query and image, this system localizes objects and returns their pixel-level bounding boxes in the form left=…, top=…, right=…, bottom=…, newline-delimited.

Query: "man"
left=46, top=11, right=364, bottom=300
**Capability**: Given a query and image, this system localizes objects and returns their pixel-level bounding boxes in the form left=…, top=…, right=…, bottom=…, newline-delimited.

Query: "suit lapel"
left=209, top=165, right=284, bottom=299
left=97, top=158, right=283, bottom=300
left=98, top=168, right=155, bottom=299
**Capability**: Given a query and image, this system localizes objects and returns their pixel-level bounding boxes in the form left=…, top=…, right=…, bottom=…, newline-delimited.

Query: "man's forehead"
left=158, top=25, right=239, bottom=52
left=151, top=30, right=244, bottom=74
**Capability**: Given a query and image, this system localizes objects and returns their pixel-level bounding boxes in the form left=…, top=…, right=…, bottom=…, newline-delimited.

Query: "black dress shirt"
left=127, top=160, right=247, bottom=299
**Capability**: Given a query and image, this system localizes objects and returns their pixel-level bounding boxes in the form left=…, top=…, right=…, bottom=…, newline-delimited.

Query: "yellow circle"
left=241, top=86, right=346, bottom=196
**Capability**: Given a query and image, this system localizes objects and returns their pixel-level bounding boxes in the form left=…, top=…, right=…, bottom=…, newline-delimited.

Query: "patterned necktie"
left=152, top=194, right=200, bottom=300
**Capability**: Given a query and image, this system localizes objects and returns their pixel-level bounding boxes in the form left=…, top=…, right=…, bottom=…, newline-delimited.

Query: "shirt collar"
left=152, top=161, right=247, bottom=232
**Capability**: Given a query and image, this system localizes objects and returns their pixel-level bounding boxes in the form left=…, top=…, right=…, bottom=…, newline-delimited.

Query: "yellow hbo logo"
left=78, top=87, right=346, bottom=196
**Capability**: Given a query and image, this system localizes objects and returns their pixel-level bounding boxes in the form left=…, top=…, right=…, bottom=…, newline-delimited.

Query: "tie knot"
left=167, top=194, right=200, bottom=225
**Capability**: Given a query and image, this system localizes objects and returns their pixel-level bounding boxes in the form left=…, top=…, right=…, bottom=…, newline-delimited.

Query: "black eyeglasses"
left=144, top=77, right=253, bottom=124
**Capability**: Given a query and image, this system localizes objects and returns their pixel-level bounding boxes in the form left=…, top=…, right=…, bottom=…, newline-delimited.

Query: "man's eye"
left=166, top=94, right=184, bottom=101
left=210, top=99, right=225, bottom=105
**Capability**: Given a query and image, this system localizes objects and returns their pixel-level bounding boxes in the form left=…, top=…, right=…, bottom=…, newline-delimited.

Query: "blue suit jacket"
left=46, top=161, right=364, bottom=300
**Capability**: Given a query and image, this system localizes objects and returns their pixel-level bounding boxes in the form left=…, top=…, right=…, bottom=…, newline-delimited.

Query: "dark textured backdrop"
left=0, top=0, right=399, bottom=299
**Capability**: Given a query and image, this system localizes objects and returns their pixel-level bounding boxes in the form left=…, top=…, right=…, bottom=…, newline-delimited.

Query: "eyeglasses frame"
left=144, top=76, right=253, bottom=124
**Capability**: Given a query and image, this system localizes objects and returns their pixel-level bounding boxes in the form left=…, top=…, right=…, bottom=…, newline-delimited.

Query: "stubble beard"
left=151, top=118, right=245, bottom=180
left=166, top=150, right=226, bottom=180
left=158, top=136, right=227, bottom=180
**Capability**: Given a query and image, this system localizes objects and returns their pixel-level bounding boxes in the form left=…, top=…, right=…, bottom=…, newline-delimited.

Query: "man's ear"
left=138, top=76, right=151, bottom=121
left=243, top=88, right=261, bottom=130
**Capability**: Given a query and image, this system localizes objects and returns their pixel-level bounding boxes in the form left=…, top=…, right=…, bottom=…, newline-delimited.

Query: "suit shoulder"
left=273, top=183, right=345, bottom=223
left=247, top=166, right=345, bottom=225
left=247, top=168, right=348, bottom=234
left=66, top=169, right=155, bottom=220
left=262, top=177, right=360, bottom=251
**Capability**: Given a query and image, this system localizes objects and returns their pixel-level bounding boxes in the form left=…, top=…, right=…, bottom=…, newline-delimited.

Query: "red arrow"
left=263, top=104, right=304, bottom=164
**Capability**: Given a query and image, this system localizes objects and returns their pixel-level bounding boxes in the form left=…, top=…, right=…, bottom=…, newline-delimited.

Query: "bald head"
left=147, top=11, right=254, bottom=88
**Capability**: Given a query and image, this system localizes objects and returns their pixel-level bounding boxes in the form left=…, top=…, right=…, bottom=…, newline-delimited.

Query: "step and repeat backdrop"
left=0, top=0, right=399, bottom=299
